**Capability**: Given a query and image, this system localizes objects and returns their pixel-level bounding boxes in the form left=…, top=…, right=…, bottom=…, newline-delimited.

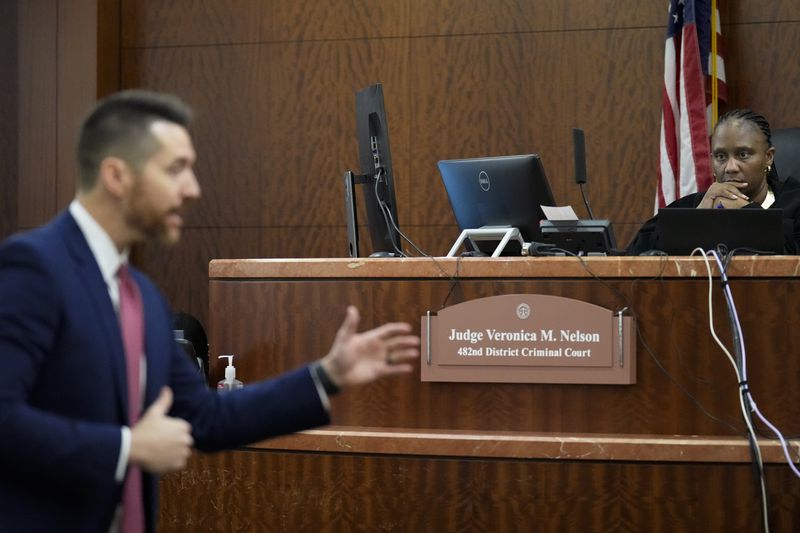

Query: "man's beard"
left=124, top=200, right=180, bottom=246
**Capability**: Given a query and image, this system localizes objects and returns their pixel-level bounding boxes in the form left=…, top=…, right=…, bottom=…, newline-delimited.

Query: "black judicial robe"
left=627, top=174, right=800, bottom=255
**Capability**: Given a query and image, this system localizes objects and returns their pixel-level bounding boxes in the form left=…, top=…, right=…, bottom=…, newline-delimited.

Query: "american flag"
left=657, top=0, right=725, bottom=209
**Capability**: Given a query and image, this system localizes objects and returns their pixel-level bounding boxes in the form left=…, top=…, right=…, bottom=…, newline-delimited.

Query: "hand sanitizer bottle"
left=217, top=354, right=244, bottom=392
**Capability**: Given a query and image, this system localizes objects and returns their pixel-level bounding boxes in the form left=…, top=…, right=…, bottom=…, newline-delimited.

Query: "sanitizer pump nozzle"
left=217, top=354, right=244, bottom=392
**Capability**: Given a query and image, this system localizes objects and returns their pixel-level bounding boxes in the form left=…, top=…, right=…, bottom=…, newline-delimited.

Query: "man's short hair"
left=76, top=90, right=193, bottom=190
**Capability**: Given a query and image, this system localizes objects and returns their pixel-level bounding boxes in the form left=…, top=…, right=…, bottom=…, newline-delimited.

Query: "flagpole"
left=711, top=0, right=719, bottom=128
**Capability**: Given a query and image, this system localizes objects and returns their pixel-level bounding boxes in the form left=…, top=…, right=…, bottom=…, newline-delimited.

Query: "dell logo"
left=478, top=170, right=490, bottom=191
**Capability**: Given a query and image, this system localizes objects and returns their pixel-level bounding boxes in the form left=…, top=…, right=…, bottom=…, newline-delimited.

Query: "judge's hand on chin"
left=697, top=181, right=750, bottom=209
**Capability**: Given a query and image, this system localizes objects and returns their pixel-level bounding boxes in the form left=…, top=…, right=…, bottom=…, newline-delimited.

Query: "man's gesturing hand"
left=129, top=387, right=194, bottom=474
left=320, top=306, right=420, bottom=388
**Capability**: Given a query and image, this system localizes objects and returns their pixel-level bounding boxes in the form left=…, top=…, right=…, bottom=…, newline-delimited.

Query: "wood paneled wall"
left=7, top=1, right=800, bottom=324
left=10, top=0, right=101, bottom=232
left=159, top=449, right=799, bottom=532
left=0, top=0, right=17, bottom=240
left=116, top=0, right=800, bottom=327
left=174, top=257, right=800, bottom=532
left=209, top=271, right=800, bottom=436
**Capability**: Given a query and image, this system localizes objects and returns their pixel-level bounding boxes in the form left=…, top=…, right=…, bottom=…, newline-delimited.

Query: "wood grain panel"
left=261, top=0, right=411, bottom=42
left=0, top=0, right=17, bottom=239
left=17, top=0, right=57, bottom=228
left=137, top=226, right=347, bottom=328
left=208, top=271, right=800, bottom=436
left=121, top=42, right=414, bottom=235
left=118, top=0, right=800, bottom=48
left=410, top=0, right=664, bottom=35
left=212, top=256, right=800, bottom=280
left=114, top=1, right=800, bottom=350
left=256, top=427, right=797, bottom=464
left=56, top=0, right=99, bottom=209
left=414, top=26, right=665, bottom=229
left=409, top=27, right=662, bottom=230
left=159, top=449, right=800, bottom=532
left=136, top=228, right=262, bottom=328
left=726, top=0, right=800, bottom=24
left=724, top=22, right=800, bottom=130
left=120, top=0, right=263, bottom=48
left=264, top=38, right=411, bottom=228
left=392, top=224, right=461, bottom=257
left=410, top=32, right=559, bottom=226
left=121, top=45, right=268, bottom=228
left=118, top=0, right=800, bottom=46
left=97, top=0, right=121, bottom=98
left=569, top=28, right=664, bottom=225
left=121, top=0, right=412, bottom=47
left=258, top=226, right=348, bottom=259
left=197, top=263, right=800, bottom=530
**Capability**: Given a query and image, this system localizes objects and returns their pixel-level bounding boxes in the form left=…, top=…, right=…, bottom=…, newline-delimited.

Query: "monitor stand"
left=446, top=226, right=525, bottom=257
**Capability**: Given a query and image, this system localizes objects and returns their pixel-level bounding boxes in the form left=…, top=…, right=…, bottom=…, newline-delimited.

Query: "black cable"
left=371, top=168, right=469, bottom=299
left=579, top=182, right=595, bottom=219
left=716, top=255, right=771, bottom=532
left=373, top=166, right=440, bottom=261
left=440, top=254, right=463, bottom=310
left=373, top=170, right=405, bottom=257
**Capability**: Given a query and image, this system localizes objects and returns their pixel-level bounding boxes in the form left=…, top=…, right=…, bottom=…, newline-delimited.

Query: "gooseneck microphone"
left=573, top=128, right=596, bottom=219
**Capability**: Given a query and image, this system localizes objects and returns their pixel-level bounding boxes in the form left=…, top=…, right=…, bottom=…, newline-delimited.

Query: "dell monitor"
left=438, top=154, right=557, bottom=255
left=344, top=84, right=403, bottom=257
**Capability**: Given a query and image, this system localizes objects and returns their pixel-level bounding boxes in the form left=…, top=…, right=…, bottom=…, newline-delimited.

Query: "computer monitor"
left=438, top=154, right=557, bottom=255
left=344, top=84, right=403, bottom=257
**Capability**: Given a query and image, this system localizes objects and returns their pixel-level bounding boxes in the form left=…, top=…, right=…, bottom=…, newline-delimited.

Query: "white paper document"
left=541, top=205, right=579, bottom=220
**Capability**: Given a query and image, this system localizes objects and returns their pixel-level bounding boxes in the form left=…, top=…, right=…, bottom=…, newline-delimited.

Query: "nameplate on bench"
left=421, top=294, right=635, bottom=384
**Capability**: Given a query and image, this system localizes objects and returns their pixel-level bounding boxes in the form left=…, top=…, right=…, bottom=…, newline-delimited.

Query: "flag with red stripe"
left=657, top=0, right=716, bottom=210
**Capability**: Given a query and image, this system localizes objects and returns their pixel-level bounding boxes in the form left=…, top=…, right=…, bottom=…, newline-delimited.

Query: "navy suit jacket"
left=0, top=211, right=330, bottom=532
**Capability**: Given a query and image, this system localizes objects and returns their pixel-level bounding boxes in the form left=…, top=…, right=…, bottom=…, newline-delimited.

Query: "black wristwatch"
left=312, top=361, right=340, bottom=395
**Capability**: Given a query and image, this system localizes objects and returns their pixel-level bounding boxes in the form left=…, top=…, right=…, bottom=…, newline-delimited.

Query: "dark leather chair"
left=772, top=127, right=800, bottom=182
left=173, top=312, right=210, bottom=381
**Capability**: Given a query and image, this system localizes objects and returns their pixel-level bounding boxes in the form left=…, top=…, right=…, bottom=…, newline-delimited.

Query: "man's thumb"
left=340, top=306, right=360, bottom=336
left=147, top=387, right=173, bottom=417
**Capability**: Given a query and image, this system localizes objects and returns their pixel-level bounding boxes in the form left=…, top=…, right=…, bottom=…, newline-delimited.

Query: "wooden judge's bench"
left=160, top=257, right=800, bottom=532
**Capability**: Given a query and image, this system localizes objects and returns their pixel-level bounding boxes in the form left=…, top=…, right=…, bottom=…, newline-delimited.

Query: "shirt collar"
left=68, top=199, right=129, bottom=284
left=761, top=187, right=775, bottom=209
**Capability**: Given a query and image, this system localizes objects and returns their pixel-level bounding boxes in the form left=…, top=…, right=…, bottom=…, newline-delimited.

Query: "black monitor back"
left=355, top=84, right=401, bottom=256
left=438, top=154, right=556, bottom=255
left=655, top=208, right=784, bottom=255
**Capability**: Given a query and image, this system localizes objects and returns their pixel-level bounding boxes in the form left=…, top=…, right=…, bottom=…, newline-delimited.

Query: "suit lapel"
left=59, top=212, right=130, bottom=422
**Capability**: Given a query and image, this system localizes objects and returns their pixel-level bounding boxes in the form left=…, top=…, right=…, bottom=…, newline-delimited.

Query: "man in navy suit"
left=0, top=90, right=419, bottom=532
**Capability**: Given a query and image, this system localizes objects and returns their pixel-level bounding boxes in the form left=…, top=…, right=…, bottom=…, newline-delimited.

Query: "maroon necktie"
left=118, top=265, right=145, bottom=533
